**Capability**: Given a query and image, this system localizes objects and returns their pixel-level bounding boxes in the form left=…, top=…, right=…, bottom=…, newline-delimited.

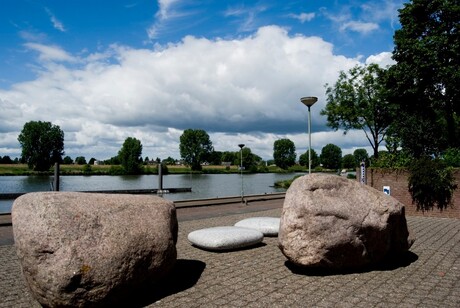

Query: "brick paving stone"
left=1, top=211, right=460, bottom=307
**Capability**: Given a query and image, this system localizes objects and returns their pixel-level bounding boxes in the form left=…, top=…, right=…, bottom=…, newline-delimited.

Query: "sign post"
left=360, top=161, right=366, bottom=185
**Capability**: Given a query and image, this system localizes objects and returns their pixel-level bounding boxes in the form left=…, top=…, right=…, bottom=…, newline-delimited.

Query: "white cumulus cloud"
left=1, top=25, right=387, bottom=160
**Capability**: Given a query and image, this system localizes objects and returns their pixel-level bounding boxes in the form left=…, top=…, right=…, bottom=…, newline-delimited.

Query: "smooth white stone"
left=188, top=226, right=264, bottom=251
left=234, top=217, right=280, bottom=236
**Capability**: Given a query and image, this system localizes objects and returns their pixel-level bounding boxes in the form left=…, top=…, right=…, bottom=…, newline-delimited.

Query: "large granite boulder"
left=279, top=174, right=412, bottom=270
left=12, top=192, right=178, bottom=307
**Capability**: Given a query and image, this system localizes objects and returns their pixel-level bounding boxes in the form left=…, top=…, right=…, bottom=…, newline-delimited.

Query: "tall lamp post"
left=300, top=96, right=318, bottom=174
left=238, top=144, right=245, bottom=203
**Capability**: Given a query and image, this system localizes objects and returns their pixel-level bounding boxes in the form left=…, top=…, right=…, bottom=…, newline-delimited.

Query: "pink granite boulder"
left=12, top=192, right=178, bottom=307
left=279, top=174, right=412, bottom=270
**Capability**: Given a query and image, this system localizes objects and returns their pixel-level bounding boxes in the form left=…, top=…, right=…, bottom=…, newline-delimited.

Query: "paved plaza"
left=0, top=202, right=459, bottom=307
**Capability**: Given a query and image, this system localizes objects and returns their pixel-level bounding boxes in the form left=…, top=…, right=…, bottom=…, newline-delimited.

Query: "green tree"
left=342, top=154, right=356, bottom=169
left=408, top=157, right=457, bottom=211
left=353, top=149, right=369, bottom=167
left=236, top=147, right=261, bottom=171
left=273, top=139, right=296, bottom=170
left=88, top=157, right=96, bottom=165
left=162, top=156, right=176, bottom=165
left=0, top=155, right=13, bottom=164
left=221, top=151, right=237, bottom=164
left=387, top=0, right=460, bottom=157
left=442, top=148, right=460, bottom=167
left=118, top=137, right=143, bottom=174
left=299, top=149, right=319, bottom=168
left=207, top=151, right=222, bottom=165
left=320, top=143, right=342, bottom=170
left=18, top=121, right=64, bottom=171
left=62, top=156, right=73, bottom=164
left=75, top=156, right=87, bottom=165
left=321, top=64, right=393, bottom=159
left=179, top=129, right=214, bottom=171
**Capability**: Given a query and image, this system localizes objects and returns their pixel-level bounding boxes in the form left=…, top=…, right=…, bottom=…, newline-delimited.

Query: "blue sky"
left=0, top=0, right=405, bottom=161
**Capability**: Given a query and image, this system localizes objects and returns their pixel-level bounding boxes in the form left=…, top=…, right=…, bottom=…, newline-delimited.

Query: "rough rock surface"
left=278, top=174, right=412, bottom=269
left=12, top=192, right=178, bottom=307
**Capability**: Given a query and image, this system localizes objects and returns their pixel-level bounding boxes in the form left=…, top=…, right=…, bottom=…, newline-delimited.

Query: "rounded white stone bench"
left=234, top=217, right=280, bottom=236
left=187, top=226, right=264, bottom=251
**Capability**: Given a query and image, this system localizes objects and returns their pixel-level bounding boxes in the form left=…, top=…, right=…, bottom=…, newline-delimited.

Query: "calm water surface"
left=0, top=173, right=302, bottom=213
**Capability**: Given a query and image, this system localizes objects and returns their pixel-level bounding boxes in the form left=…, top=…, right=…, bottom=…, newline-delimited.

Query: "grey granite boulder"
left=12, top=192, right=178, bottom=307
left=279, top=174, right=412, bottom=270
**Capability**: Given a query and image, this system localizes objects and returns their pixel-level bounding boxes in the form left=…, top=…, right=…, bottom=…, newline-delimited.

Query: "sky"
left=0, top=0, right=405, bottom=162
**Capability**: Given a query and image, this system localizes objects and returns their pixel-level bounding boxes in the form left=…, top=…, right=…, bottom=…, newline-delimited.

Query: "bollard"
left=157, top=163, right=163, bottom=194
left=53, top=162, right=60, bottom=191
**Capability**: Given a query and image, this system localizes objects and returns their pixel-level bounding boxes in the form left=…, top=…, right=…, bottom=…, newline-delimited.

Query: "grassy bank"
left=0, top=164, right=306, bottom=176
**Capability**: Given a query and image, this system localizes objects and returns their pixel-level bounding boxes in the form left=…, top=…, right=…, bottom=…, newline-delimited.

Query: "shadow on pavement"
left=117, top=259, right=206, bottom=307
left=285, top=251, right=419, bottom=276
left=189, top=242, right=267, bottom=253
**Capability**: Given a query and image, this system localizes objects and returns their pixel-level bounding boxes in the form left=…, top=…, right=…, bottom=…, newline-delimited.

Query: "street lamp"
left=238, top=144, right=245, bottom=203
left=300, top=96, right=318, bottom=174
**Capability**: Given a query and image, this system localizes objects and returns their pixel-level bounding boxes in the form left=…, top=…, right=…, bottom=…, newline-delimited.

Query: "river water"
left=0, top=173, right=302, bottom=213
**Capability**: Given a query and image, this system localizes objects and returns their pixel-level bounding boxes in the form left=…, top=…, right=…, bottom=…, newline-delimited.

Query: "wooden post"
left=53, top=162, right=60, bottom=191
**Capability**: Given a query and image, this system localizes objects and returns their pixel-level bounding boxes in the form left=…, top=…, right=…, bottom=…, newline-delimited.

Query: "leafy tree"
left=18, top=121, right=64, bottom=171
left=75, top=156, right=87, bottom=165
left=353, top=149, right=369, bottom=167
left=144, top=156, right=150, bottom=165
left=273, top=139, right=296, bottom=170
left=408, top=157, right=457, bottom=211
left=207, top=151, right=222, bottom=165
left=88, top=157, right=96, bottom=165
left=442, top=148, right=460, bottom=167
left=221, top=151, right=237, bottom=164
left=321, top=64, right=393, bottom=159
left=371, top=150, right=412, bottom=168
left=236, top=147, right=261, bottom=171
left=320, top=144, right=342, bottom=170
left=179, top=129, right=214, bottom=171
left=62, top=156, right=73, bottom=164
left=118, top=137, right=143, bottom=174
left=299, top=149, right=319, bottom=168
left=105, top=155, right=120, bottom=165
left=387, top=0, right=460, bottom=157
left=162, top=156, right=176, bottom=165
left=342, top=154, right=356, bottom=169
left=0, top=155, right=13, bottom=164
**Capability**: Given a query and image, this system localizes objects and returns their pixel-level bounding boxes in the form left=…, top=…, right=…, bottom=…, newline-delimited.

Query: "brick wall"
left=358, top=168, right=460, bottom=219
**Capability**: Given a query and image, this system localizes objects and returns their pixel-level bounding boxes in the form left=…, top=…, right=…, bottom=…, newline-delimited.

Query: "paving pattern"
left=1, top=209, right=459, bottom=307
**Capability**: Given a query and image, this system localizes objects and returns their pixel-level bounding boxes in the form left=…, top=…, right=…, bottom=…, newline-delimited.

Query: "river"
left=0, top=173, right=302, bottom=213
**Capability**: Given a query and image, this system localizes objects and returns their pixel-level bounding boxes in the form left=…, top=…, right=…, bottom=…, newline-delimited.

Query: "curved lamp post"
left=300, top=96, right=318, bottom=174
left=238, top=144, right=245, bottom=203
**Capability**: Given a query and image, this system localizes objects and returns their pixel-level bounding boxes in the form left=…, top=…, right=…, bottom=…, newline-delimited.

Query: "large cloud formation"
left=0, top=26, right=393, bottom=160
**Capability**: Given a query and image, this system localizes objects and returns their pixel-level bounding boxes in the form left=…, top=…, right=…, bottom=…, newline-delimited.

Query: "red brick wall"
left=358, top=168, right=460, bottom=219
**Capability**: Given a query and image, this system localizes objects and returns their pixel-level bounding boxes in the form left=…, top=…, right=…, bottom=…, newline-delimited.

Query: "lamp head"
left=238, top=144, right=245, bottom=149
left=300, top=96, right=318, bottom=107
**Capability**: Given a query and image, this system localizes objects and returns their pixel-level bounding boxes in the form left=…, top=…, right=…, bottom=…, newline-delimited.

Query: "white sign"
left=383, top=186, right=391, bottom=195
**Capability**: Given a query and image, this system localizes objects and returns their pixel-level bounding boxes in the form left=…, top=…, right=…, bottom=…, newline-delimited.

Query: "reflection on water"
left=0, top=173, right=302, bottom=213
